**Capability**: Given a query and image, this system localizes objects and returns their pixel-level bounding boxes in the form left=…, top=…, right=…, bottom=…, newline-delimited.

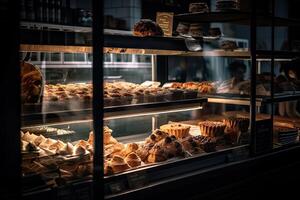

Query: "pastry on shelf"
left=20, top=61, right=43, bottom=103
left=103, top=126, right=118, bottom=145
left=145, top=129, right=169, bottom=144
left=157, top=136, right=185, bottom=158
left=160, top=123, right=191, bottom=138
left=179, top=136, right=204, bottom=155
left=109, top=155, right=130, bottom=173
left=220, top=40, right=238, bottom=51
left=48, top=140, right=65, bottom=151
left=125, top=152, right=142, bottom=168
left=198, top=121, right=226, bottom=137
left=136, top=143, right=154, bottom=162
left=189, top=2, right=209, bottom=13
left=147, top=144, right=168, bottom=163
left=57, top=142, right=74, bottom=155
left=133, top=19, right=164, bottom=37
left=198, top=82, right=215, bottom=94
left=194, top=135, right=217, bottom=152
left=122, top=143, right=139, bottom=157
left=73, top=145, right=86, bottom=156
left=223, top=116, right=250, bottom=132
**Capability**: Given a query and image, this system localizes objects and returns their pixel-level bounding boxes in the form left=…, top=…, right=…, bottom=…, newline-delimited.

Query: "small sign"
left=156, top=12, right=174, bottom=37
left=127, top=171, right=148, bottom=189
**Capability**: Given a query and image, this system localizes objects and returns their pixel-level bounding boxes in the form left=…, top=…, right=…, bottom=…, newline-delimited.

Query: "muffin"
left=198, top=121, right=226, bottom=137
left=160, top=123, right=191, bottom=138
left=147, top=144, right=168, bottom=163
left=188, top=23, right=204, bottom=38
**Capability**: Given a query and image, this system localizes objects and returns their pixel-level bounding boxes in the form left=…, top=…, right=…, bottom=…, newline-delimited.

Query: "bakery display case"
left=13, top=0, right=300, bottom=200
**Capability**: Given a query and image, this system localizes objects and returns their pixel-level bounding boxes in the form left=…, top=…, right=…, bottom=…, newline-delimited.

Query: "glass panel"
left=19, top=0, right=93, bottom=195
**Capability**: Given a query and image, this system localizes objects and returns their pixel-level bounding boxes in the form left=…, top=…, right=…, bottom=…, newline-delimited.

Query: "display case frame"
left=2, top=0, right=300, bottom=200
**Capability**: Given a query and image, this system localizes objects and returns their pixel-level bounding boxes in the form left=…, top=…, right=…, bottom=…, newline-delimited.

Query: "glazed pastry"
left=147, top=144, right=168, bottom=163
left=160, top=123, right=190, bottom=138
left=125, top=152, right=142, bottom=168
left=198, top=121, right=226, bottom=137
left=157, top=136, right=184, bottom=158
left=110, top=155, right=130, bottom=173
left=180, top=136, right=204, bottom=154
left=133, top=19, right=164, bottom=37
left=145, top=129, right=169, bottom=144
left=194, top=135, right=217, bottom=152
left=136, top=143, right=154, bottom=162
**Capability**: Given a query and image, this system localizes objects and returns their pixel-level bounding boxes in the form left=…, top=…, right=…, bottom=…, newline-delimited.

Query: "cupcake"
left=160, top=123, right=191, bottom=138
left=198, top=121, right=226, bottom=137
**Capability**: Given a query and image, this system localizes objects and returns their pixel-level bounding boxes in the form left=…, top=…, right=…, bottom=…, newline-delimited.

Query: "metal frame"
left=92, top=0, right=103, bottom=199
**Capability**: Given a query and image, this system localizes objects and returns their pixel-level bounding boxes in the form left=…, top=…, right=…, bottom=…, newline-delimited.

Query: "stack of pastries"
left=104, top=123, right=219, bottom=175
left=43, top=83, right=92, bottom=102
left=21, top=131, right=94, bottom=182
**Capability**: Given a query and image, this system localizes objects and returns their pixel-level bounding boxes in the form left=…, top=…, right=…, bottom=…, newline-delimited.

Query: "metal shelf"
left=104, top=98, right=207, bottom=120
left=206, top=92, right=300, bottom=106
left=21, top=98, right=207, bottom=125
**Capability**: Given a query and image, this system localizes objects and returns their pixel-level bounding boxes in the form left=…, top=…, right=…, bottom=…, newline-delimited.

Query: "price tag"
left=127, top=171, right=148, bottom=189
left=156, top=12, right=174, bottom=37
